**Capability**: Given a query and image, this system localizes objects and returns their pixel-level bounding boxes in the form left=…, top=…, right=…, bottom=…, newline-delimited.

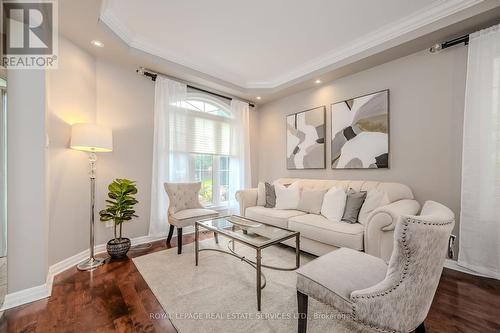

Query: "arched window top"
left=180, top=93, right=231, bottom=118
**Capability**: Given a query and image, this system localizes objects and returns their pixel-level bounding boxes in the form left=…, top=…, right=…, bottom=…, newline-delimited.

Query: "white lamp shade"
left=70, top=123, right=113, bottom=152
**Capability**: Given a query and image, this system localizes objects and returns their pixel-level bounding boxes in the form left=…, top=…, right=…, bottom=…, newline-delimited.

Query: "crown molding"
left=100, top=4, right=248, bottom=87
left=100, top=0, right=483, bottom=90
left=99, top=0, right=135, bottom=45
left=246, top=0, right=483, bottom=88
left=129, top=38, right=248, bottom=87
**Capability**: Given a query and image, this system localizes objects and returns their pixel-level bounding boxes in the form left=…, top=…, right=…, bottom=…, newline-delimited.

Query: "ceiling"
left=101, top=0, right=439, bottom=88
left=60, top=0, right=500, bottom=104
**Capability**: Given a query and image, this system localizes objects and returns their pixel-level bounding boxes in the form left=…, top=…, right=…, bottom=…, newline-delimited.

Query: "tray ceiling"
left=100, top=0, right=483, bottom=89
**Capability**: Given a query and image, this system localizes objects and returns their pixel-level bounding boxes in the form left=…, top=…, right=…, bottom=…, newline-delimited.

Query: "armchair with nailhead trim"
left=296, top=201, right=455, bottom=333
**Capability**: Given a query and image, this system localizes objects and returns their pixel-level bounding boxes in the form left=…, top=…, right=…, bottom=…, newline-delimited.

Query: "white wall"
left=257, top=48, right=467, bottom=240
left=95, top=59, right=155, bottom=244
left=46, top=38, right=156, bottom=265
left=47, top=37, right=97, bottom=265
left=7, top=69, right=49, bottom=292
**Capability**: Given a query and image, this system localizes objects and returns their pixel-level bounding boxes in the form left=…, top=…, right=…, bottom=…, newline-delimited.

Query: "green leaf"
left=109, top=182, right=120, bottom=193
left=101, top=178, right=139, bottom=237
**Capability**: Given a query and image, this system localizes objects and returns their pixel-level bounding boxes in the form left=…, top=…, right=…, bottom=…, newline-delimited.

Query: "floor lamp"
left=70, top=123, right=113, bottom=271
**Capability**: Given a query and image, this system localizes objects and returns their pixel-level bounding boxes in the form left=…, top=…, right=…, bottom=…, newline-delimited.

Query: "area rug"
left=133, top=238, right=376, bottom=333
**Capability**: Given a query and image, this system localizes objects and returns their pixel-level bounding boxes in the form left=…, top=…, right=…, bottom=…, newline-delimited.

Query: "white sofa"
left=235, top=178, right=420, bottom=261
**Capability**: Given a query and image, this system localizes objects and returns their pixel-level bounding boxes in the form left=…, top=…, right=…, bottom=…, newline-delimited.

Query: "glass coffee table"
left=195, top=215, right=300, bottom=311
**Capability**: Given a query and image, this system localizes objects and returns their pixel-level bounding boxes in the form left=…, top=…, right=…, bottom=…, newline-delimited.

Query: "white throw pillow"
left=257, top=182, right=266, bottom=206
left=320, top=187, right=347, bottom=221
left=274, top=182, right=301, bottom=210
left=358, top=189, right=390, bottom=224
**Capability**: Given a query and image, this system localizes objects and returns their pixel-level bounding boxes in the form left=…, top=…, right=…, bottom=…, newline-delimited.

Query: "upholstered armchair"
left=164, top=182, right=219, bottom=254
left=296, top=201, right=455, bottom=333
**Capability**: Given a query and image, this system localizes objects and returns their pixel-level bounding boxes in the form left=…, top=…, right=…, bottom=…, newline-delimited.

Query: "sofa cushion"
left=320, top=187, right=347, bottom=221
left=358, top=189, right=390, bottom=225
left=274, top=178, right=414, bottom=203
left=257, top=182, right=266, bottom=206
left=297, top=189, right=327, bottom=214
left=288, top=214, right=364, bottom=250
left=245, top=206, right=306, bottom=228
left=264, top=182, right=276, bottom=208
left=341, top=189, right=367, bottom=223
left=274, top=181, right=300, bottom=209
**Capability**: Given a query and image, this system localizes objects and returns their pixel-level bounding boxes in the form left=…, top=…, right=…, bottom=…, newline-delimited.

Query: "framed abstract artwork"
left=286, top=106, right=326, bottom=169
left=331, top=90, right=389, bottom=169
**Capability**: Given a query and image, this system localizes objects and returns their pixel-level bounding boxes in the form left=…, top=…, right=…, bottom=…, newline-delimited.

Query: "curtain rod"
left=136, top=67, right=255, bottom=108
left=429, top=34, right=469, bottom=53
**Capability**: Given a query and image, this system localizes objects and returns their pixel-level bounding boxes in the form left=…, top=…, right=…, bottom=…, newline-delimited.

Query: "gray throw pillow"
left=264, top=182, right=276, bottom=208
left=341, top=189, right=367, bottom=223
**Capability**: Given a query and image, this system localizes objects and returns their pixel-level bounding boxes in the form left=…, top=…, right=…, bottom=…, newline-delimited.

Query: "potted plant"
left=99, top=179, right=138, bottom=259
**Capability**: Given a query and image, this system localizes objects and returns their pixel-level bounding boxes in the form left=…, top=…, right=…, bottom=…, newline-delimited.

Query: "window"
left=179, top=98, right=230, bottom=117
left=170, top=93, right=233, bottom=207
left=191, top=154, right=230, bottom=206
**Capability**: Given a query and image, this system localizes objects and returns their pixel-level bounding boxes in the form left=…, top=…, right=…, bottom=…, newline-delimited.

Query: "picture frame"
left=330, top=90, right=389, bottom=169
left=286, top=106, right=326, bottom=170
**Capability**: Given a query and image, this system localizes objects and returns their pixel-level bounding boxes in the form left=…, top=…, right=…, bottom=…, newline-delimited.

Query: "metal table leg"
left=256, top=248, right=262, bottom=311
left=296, top=234, right=300, bottom=269
left=231, top=225, right=236, bottom=251
left=195, top=223, right=199, bottom=266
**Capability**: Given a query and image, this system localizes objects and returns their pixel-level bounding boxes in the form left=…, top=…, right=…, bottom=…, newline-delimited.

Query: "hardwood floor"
left=1, top=233, right=499, bottom=333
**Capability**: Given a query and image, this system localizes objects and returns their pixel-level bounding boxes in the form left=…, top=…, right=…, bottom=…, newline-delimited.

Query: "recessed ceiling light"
left=315, top=79, right=322, bottom=84
left=91, top=40, right=104, bottom=48
left=256, top=96, right=262, bottom=100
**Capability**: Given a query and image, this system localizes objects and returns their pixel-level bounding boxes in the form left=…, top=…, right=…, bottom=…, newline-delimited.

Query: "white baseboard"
left=444, top=259, right=500, bottom=280
left=444, top=259, right=499, bottom=279
left=0, top=234, right=166, bottom=311
left=1, top=283, right=51, bottom=310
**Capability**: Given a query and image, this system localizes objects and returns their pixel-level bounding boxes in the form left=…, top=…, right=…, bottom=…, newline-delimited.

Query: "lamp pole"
left=71, top=123, right=112, bottom=271
left=77, top=152, right=105, bottom=271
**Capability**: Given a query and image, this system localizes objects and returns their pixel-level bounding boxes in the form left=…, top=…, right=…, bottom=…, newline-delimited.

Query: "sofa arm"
left=364, top=199, right=420, bottom=260
left=235, top=188, right=258, bottom=216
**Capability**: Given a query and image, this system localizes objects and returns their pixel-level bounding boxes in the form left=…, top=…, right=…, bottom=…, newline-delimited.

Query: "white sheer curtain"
left=459, top=24, right=500, bottom=279
left=149, top=77, right=187, bottom=237
left=228, top=99, right=252, bottom=213
left=149, top=77, right=252, bottom=235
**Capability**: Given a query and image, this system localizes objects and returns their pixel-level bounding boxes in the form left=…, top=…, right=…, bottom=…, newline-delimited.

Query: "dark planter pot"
left=107, top=238, right=131, bottom=259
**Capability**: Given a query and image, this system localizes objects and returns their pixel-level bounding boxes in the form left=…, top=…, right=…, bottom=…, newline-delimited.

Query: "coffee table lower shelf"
left=195, top=220, right=300, bottom=311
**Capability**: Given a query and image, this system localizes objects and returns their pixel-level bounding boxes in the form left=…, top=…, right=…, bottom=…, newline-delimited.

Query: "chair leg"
left=177, top=228, right=183, bottom=254
left=297, top=290, right=308, bottom=333
left=415, top=322, right=426, bottom=333
left=214, top=232, right=219, bottom=244
left=166, top=225, right=174, bottom=244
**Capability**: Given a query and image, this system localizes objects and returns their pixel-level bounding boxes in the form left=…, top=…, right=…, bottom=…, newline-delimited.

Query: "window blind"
left=170, top=109, right=231, bottom=155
